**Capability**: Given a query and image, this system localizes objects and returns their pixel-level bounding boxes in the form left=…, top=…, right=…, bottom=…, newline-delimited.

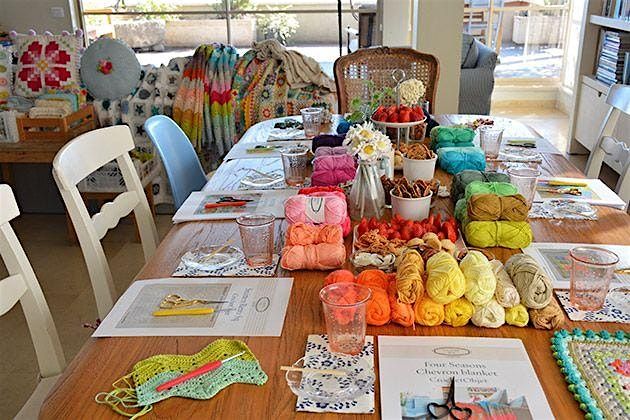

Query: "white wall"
left=0, top=0, right=77, bottom=34
left=413, top=0, right=463, bottom=114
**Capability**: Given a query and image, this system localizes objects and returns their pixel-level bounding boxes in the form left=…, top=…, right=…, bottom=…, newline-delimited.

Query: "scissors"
left=427, top=377, right=472, bottom=419
left=204, top=196, right=254, bottom=209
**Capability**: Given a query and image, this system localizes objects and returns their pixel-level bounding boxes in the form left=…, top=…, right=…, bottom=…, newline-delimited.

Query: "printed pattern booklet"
left=534, top=177, right=626, bottom=210
left=378, top=336, right=553, bottom=420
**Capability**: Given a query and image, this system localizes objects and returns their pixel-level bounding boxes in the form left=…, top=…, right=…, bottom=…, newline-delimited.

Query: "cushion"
left=81, top=38, right=142, bottom=100
left=462, top=38, right=479, bottom=69
left=461, top=33, right=475, bottom=67
left=0, top=46, right=10, bottom=105
left=13, top=33, right=81, bottom=98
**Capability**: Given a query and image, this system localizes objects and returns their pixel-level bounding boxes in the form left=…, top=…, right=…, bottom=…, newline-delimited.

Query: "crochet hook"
left=204, top=201, right=248, bottom=209
left=156, top=351, right=246, bottom=392
left=152, top=308, right=215, bottom=316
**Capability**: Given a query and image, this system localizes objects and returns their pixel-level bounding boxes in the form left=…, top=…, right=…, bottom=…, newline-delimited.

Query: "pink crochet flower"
left=18, top=40, right=72, bottom=93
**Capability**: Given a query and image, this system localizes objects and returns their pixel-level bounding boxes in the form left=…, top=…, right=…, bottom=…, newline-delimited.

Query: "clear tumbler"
left=569, top=246, right=619, bottom=311
left=479, top=126, right=504, bottom=159
left=508, top=167, right=541, bottom=207
left=236, top=213, right=275, bottom=267
left=280, top=145, right=309, bottom=187
left=301, top=107, right=322, bottom=138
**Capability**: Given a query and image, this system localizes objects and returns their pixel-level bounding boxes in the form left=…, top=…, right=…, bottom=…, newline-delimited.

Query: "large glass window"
left=463, top=0, right=571, bottom=81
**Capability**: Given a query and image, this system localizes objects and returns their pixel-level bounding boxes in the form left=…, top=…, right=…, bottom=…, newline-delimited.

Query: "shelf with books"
left=590, top=14, right=630, bottom=32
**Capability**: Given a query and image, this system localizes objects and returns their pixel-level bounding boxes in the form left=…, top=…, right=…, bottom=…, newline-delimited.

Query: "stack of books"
left=602, top=0, right=630, bottom=19
left=596, top=30, right=630, bottom=86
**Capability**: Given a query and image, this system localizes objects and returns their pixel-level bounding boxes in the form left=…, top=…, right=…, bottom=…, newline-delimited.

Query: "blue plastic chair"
left=144, top=115, right=207, bottom=209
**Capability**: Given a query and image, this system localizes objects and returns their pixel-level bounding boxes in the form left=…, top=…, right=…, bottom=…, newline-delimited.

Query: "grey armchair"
left=459, top=33, right=498, bottom=115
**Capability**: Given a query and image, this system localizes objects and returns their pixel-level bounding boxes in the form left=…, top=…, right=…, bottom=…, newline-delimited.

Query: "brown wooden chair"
left=333, top=47, right=440, bottom=114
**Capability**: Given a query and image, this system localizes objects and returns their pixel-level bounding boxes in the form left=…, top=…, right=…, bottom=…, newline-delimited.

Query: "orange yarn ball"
left=387, top=281, right=414, bottom=327
left=324, top=269, right=356, bottom=287
left=414, top=295, right=445, bottom=326
left=356, top=269, right=389, bottom=292
left=366, top=288, right=391, bottom=326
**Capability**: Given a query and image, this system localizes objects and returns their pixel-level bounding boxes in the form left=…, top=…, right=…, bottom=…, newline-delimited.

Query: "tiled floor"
left=0, top=106, right=575, bottom=419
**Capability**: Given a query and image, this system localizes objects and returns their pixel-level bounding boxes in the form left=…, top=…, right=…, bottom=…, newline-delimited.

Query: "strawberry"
left=411, top=223, right=424, bottom=238
left=444, top=223, right=457, bottom=242
left=437, top=231, right=445, bottom=240
left=387, top=105, right=397, bottom=115
left=373, top=111, right=387, bottom=122
left=387, top=112, right=400, bottom=123
left=400, top=226, right=412, bottom=241
left=410, top=111, right=423, bottom=122
left=357, top=218, right=369, bottom=236
left=376, top=105, right=386, bottom=114
left=391, top=231, right=401, bottom=240
left=368, top=216, right=378, bottom=230
left=434, top=213, right=442, bottom=228
left=398, top=110, right=411, bottom=123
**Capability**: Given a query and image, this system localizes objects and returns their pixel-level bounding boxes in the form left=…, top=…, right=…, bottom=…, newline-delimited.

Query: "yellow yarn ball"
left=425, top=252, right=466, bottom=305
left=414, top=295, right=445, bottom=326
left=396, top=250, right=424, bottom=304
left=505, top=304, right=529, bottom=327
left=459, top=250, right=497, bottom=306
left=490, top=259, right=520, bottom=308
left=444, top=297, right=474, bottom=327
left=471, top=298, right=505, bottom=328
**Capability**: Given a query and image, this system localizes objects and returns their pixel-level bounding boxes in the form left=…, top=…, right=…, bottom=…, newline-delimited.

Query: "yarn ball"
left=464, top=181, right=519, bottom=201
left=467, top=193, right=529, bottom=222
left=280, top=243, right=346, bottom=271
left=490, top=259, right=520, bottom=308
left=444, top=297, right=474, bottom=327
left=414, top=296, right=445, bottom=326
left=471, top=299, right=505, bottom=328
left=356, top=269, right=390, bottom=292
left=285, top=192, right=351, bottom=236
left=437, top=146, right=486, bottom=175
left=80, top=38, right=141, bottom=100
left=459, top=250, right=497, bottom=306
left=505, top=304, right=529, bottom=327
left=429, top=126, right=475, bottom=150
left=324, top=270, right=356, bottom=287
left=425, top=252, right=466, bottom=305
left=311, top=153, right=356, bottom=187
left=450, top=170, right=510, bottom=202
left=454, top=198, right=469, bottom=222
left=286, top=223, right=343, bottom=246
left=366, top=288, right=391, bottom=326
left=387, top=281, right=415, bottom=327
left=463, top=220, right=533, bottom=249
left=396, top=250, right=425, bottom=304
left=528, top=298, right=565, bottom=330
left=312, top=134, right=345, bottom=152
left=505, top=254, right=553, bottom=309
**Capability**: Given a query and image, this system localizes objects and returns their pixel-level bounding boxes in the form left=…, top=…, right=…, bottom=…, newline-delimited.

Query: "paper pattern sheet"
left=534, top=177, right=626, bottom=209
left=224, top=140, right=308, bottom=160
left=93, top=277, right=293, bottom=337
left=172, top=189, right=294, bottom=223
left=523, top=242, right=630, bottom=289
left=378, top=336, right=553, bottom=420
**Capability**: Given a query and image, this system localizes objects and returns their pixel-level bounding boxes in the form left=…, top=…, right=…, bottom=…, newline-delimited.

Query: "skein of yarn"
left=280, top=243, right=346, bottom=270
left=464, top=181, right=519, bottom=201
left=463, top=220, right=533, bottom=249
left=467, top=194, right=529, bottom=221
left=387, top=281, right=415, bottom=327
left=459, top=250, right=497, bottom=306
left=528, top=298, right=565, bottom=330
left=366, top=288, right=391, bottom=326
left=471, top=299, right=505, bottom=328
left=356, top=269, right=390, bottom=291
left=505, top=254, right=553, bottom=309
left=284, top=192, right=351, bottom=236
left=505, top=304, right=529, bottom=327
left=437, top=146, right=486, bottom=175
left=425, top=252, right=466, bottom=305
left=444, top=297, right=474, bottom=327
left=324, top=269, right=356, bottom=286
left=414, top=296, right=445, bottom=326
left=490, top=259, right=520, bottom=308
left=286, top=223, right=343, bottom=246
left=396, top=250, right=424, bottom=304
left=450, top=170, right=510, bottom=202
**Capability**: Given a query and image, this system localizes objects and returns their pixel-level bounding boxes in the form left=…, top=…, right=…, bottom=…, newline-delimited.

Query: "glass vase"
left=349, top=161, right=385, bottom=220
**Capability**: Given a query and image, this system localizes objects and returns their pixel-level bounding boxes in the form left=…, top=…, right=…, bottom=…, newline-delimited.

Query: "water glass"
left=319, top=283, right=371, bottom=355
left=301, top=107, right=322, bottom=138
left=479, top=126, right=504, bottom=159
left=508, top=167, right=541, bottom=207
left=280, top=145, right=309, bottom=186
left=569, top=246, right=619, bottom=311
left=236, top=213, right=275, bottom=267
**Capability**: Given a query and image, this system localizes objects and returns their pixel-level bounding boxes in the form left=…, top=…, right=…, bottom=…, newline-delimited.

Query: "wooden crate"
left=16, top=104, right=97, bottom=141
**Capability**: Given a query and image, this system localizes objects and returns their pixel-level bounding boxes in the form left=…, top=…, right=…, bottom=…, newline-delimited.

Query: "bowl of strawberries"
left=371, top=104, right=426, bottom=128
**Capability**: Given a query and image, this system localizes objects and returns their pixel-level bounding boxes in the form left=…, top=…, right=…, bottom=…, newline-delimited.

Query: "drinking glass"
left=319, top=283, right=371, bottom=355
left=235, top=213, right=275, bottom=267
left=280, top=145, right=309, bottom=186
left=479, top=126, right=504, bottom=159
left=508, top=167, right=541, bottom=207
left=569, top=246, right=619, bottom=311
left=301, top=107, right=322, bottom=138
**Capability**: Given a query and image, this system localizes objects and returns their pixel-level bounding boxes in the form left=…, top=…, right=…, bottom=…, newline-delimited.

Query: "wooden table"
left=41, top=115, right=630, bottom=419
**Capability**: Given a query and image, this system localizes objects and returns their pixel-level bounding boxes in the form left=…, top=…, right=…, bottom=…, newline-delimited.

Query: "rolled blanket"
left=505, top=304, right=529, bottom=327
left=437, top=147, right=486, bottom=175
left=414, top=295, right=445, bottom=326
left=280, top=243, right=346, bottom=270
left=463, top=219, right=533, bottom=249
left=396, top=250, right=424, bottom=304
left=429, top=126, right=475, bottom=150
left=444, top=297, right=474, bottom=327
left=324, top=269, right=355, bottom=287
left=366, top=287, right=391, bottom=326
left=356, top=269, right=390, bottom=291
left=387, top=281, right=415, bottom=327
left=285, top=191, right=351, bottom=236
left=505, top=254, right=553, bottom=309
left=459, top=250, right=496, bottom=306
left=425, top=252, right=466, bottom=305
left=490, top=259, right=520, bottom=308
left=464, top=181, right=519, bottom=201
left=451, top=170, right=510, bottom=202
left=467, top=194, right=529, bottom=221
left=528, top=298, right=565, bottom=330
left=471, top=299, right=505, bottom=328
left=286, top=223, right=343, bottom=246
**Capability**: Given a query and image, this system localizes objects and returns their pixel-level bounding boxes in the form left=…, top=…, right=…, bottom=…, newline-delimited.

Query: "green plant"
left=346, top=81, right=395, bottom=123
left=211, top=0, right=255, bottom=18
left=134, top=0, right=176, bottom=21
left=257, top=6, right=299, bottom=45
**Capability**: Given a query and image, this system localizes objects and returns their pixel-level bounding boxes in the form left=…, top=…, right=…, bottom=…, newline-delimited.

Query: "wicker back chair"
left=334, top=47, right=440, bottom=114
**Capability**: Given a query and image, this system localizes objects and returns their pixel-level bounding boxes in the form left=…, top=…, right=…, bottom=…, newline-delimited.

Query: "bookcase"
left=568, top=0, right=630, bottom=176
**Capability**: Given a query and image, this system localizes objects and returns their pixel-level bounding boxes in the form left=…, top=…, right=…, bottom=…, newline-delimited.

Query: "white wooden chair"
left=52, top=126, right=159, bottom=318
left=585, top=84, right=630, bottom=208
left=0, top=184, right=66, bottom=419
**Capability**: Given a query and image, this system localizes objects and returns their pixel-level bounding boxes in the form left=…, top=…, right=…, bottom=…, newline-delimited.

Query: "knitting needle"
left=156, top=351, right=246, bottom=392
left=280, top=366, right=347, bottom=376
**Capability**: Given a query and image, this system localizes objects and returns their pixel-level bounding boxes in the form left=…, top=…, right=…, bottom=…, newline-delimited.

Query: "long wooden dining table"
left=41, top=115, right=630, bottom=419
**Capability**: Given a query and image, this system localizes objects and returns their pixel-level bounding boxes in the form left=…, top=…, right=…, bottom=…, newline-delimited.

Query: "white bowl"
left=370, top=117, right=426, bottom=129
left=402, top=155, right=437, bottom=181
left=390, top=190, right=432, bottom=221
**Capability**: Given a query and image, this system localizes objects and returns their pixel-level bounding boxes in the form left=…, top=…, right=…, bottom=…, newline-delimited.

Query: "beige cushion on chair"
left=14, top=375, right=61, bottom=420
